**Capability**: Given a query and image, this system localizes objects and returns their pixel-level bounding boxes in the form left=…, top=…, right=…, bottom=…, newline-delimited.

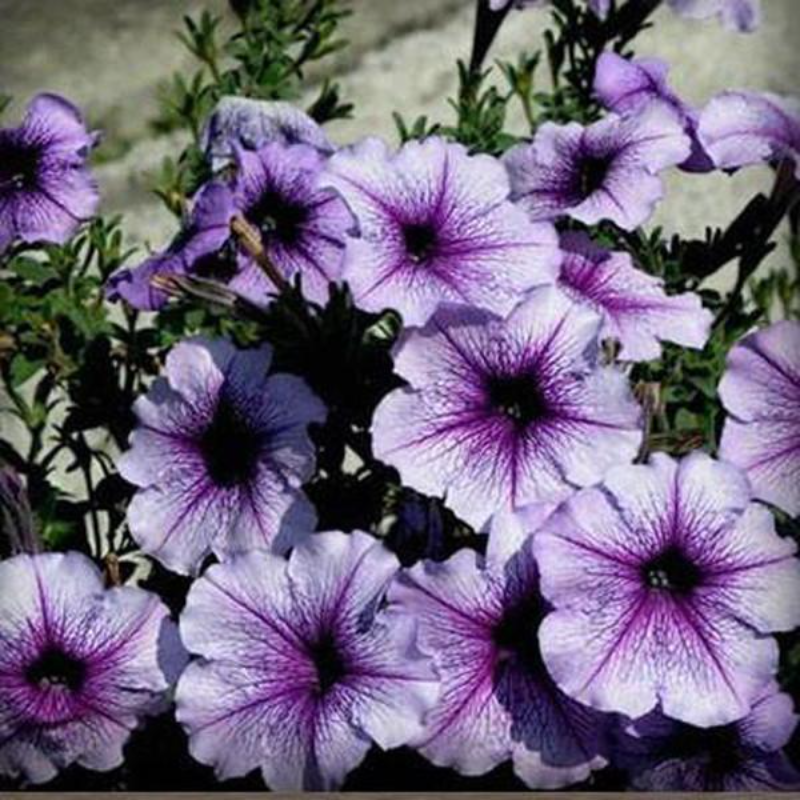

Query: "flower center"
left=247, top=190, right=309, bottom=246
left=193, top=238, right=240, bottom=283
left=487, top=374, right=549, bottom=426
left=199, top=398, right=262, bottom=488
left=577, top=153, right=613, bottom=197
left=643, top=546, right=702, bottom=595
left=25, top=647, right=86, bottom=691
left=0, top=137, right=40, bottom=193
left=491, top=594, right=546, bottom=671
left=310, top=633, right=347, bottom=695
left=402, top=222, right=439, bottom=264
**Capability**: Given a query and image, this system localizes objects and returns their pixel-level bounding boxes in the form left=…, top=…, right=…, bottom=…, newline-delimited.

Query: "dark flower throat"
left=577, top=153, right=613, bottom=197
left=248, top=190, right=309, bottom=246
left=25, top=647, right=86, bottom=691
left=0, top=137, right=40, bottom=192
left=487, top=374, right=549, bottom=426
left=642, top=545, right=702, bottom=595
left=403, top=222, right=439, bottom=264
left=310, top=632, right=347, bottom=695
left=199, top=399, right=262, bottom=488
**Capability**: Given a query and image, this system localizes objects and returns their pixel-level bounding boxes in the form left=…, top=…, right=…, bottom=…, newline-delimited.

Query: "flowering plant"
left=1, top=0, right=799, bottom=791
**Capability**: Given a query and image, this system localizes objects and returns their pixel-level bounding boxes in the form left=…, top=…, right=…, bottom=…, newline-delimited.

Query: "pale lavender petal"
left=558, top=232, right=712, bottom=360
left=719, top=320, right=800, bottom=515
left=202, top=96, right=333, bottom=170
left=699, top=91, right=800, bottom=177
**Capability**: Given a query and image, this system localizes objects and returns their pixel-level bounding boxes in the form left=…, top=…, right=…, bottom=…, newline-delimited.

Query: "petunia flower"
left=557, top=232, right=712, bottom=361
left=371, top=286, right=642, bottom=532
left=106, top=181, right=258, bottom=310
left=699, top=90, right=800, bottom=179
left=535, top=451, right=800, bottom=728
left=230, top=141, right=355, bottom=304
left=0, top=94, right=99, bottom=253
left=119, top=337, right=326, bottom=575
left=719, top=320, right=800, bottom=516
left=108, top=141, right=354, bottom=310
left=617, top=684, right=800, bottom=790
left=504, top=104, right=690, bottom=230
left=0, top=552, right=185, bottom=784
left=319, top=136, right=560, bottom=326
left=593, top=52, right=713, bottom=172
left=388, top=516, right=611, bottom=788
left=667, top=0, right=761, bottom=32
left=175, top=530, right=438, bottom=790
left=201, top=96, right=333, bottom=171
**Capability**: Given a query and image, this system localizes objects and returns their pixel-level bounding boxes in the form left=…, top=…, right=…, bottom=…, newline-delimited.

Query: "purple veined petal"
left=388, top=535, right=611, bottom=788
left=667, top=0, right=761, bottom=32
left=176, top=532, right=437, bottom=790
left=535, top=451, right=800, bottom=728
left=593, top=53, right=673, bottom=117
left=0, top=552, right=184, bottom=784
left=22, top=94, right=97, bottom=156
left=321, top=135, right=560, bottom=326
left=699, top=90, right=800, bottom=178
left=558, top=232, right=712, bottom=361
left=373, top=286, right=641, bottom=531
left=121, top=337, right=325, bottom=574
left=720, top=417, right=800, bottom=517
left=719, top=320, right=800, bottom=515
left=201, top=96, right=333, bottom=171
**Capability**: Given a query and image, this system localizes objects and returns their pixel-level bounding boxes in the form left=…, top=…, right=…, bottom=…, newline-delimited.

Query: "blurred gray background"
left=0, top=0, right=798, bottom=287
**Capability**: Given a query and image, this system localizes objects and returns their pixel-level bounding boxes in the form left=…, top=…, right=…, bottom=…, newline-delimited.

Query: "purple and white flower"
left=719, top=320, right=800, bottom=516
left=557, top=232, right=712, bottom=361
left=504, top=104, right=691, bottom=230
left=593, top=52, right=713, bottom=172
left=618, top=684, right=800, bottom=790
left=231, top=141, right=355, bottom=304
left=119, top=337, right=325, bottom=575
left=0, top=94, right=99, bottom=252
left=0, top=552, right=185, bottom=784
left=320, top=136, right=560, bottom=326
left=699, top=91, right=800, bottom=178
left=201, top=97, right=333, bottom=171
left=176, top=531, right=438, bottom=790
left=109, top=141, right=354, bottom=310
left=388, top=520, right=610, bottom=788
left=535, top=452, right=800, bottom=728
left=372, top=286, right=642, bottom=532
left=667, top=0, right=761, bottom=32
